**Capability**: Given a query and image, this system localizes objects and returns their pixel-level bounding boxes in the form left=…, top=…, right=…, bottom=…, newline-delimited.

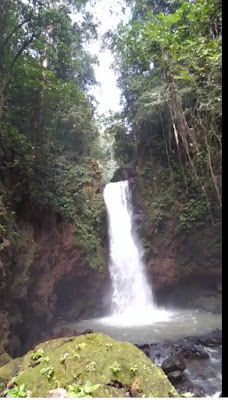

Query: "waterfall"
left=103, top=180, right=157, bottom=321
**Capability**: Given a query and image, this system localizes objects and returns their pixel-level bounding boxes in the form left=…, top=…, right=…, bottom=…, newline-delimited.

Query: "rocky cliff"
left=112, top=159, right=221, bottom=308
left=0, top=155, right=111, bottom=357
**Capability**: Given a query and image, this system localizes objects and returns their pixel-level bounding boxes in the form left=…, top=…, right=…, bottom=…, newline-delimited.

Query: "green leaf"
left=84, top=381, right=100, bottom=394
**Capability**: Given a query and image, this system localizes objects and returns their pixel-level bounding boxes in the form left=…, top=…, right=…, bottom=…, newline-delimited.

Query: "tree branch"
left=9, top=33, right=35, bottom=72
left=1, top=17, right=32, bottom=52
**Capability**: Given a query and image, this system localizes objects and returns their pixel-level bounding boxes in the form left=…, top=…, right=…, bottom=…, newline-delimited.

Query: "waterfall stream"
left=103, top=180, right=169, bottom=324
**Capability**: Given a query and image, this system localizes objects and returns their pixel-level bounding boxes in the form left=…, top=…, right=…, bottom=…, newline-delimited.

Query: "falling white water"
left=103, top=180, right=170, bottom=325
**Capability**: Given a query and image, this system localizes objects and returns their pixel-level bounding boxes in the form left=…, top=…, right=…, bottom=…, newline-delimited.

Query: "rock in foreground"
left=0, top=333, right=179, bottom=398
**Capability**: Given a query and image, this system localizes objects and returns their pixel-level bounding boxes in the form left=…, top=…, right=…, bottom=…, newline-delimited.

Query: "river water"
left=66, top=310, right=221, bottom=345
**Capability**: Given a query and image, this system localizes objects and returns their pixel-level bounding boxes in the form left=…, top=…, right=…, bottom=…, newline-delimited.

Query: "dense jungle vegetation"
left=106, top=0, right=222, bottom=232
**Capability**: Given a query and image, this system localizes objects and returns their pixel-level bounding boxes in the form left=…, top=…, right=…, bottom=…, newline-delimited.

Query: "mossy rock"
left=0, top=333, right=179, bottom=398
left=0, top=357, right=21, bottom=382
left=0, top=352, right=12, bottom=368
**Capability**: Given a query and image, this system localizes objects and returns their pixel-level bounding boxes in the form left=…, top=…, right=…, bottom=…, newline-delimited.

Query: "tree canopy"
left=0, top=0, right=101, bottom=207
left=105, top=0, right=221, bottom=211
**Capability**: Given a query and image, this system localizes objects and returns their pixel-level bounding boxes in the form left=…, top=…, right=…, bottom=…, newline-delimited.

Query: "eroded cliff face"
left=20, top=214, right=110, bottom=353
left=0, top=156, right=111, bottom=358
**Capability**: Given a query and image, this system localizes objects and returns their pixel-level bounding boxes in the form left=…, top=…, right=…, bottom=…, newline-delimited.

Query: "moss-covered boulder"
left=0, top=333, right=179, bottom=398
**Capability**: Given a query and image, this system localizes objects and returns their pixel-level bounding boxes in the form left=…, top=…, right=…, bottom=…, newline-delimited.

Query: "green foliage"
left=83, top=381, right=100, bottom=395
left=66, top=381, right=100, bottom=398
left=72, top=352, right=80, bottom=360
left=32, top=154, right=106, bottom=270
left=105, top=343, right=113, bottom=350
left=0, top=0, right=103, bottom=286
left=76, top=343, right=86, bottom=351
left=4, top=127, right=34, bottom=175
left=130, top=365, right=138, bottom=373
left=0, top=224, right=6, bottom=236
left=179, top=198, right=207, bottom=230
left=42, top=356, right=50, bottom=363
left=40, top=366, right=54, bottom=381
left=3, top=384, right=27, bottom=398
left=30, top=348, right=49, bottom=366
left=86, top=362, right=96, bottom=372
left=60, top=353, right=69, bottom=364
left=108, top=0, right=221, bottom=213
left=31, top=348, right=44, bottom=361
left=109, top=361, right=121, bottom=375
left=141, top=237, right=151, bottom=256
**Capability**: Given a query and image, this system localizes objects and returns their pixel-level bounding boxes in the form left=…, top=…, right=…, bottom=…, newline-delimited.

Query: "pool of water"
left=55, top=308, right=222, bottom=345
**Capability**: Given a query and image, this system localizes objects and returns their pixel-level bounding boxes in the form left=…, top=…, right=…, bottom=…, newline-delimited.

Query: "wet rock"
left=177, top=381, right=205, bottom=398
left=8, top=335, right=21, bottom=358
left=195, top=328, right=222, bottom=347
left=111, top=161, right=137, bottom=182
left=135, top=330, right=222, bottom=398
left=182, top=344, right=209, bottom=359
left=81, top=329, right=94, bottom=335
left=49, top=327, right=94, bottom=340
left=51, top=326, right=78, bottom=339
left=167, top=370, right=184, bottom=383
left=161, top=353, right=186, bottom=374
left=136, top=329, right=222, bottom=363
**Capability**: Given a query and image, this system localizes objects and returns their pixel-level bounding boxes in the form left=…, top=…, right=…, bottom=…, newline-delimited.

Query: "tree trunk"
left=0, top=74, right=11, bottom=137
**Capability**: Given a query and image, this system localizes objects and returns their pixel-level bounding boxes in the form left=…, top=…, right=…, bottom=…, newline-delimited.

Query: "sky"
left=83, top=0, right=131, bottom=117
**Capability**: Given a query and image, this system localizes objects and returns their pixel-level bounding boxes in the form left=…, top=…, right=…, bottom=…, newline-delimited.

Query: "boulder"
left=161, top=353, right=186, bottom=374
left=0, top=333, right=179, bottom=398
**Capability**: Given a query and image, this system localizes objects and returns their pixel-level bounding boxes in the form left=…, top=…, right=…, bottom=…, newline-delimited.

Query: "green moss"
left=0, top=334, right=179, bottom=398
left=0, top=358, right=22, bottom=383
left=0, top=353, right=12, bottom=368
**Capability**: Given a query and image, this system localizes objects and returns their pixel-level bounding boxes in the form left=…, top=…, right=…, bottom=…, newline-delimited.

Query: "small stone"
left=49, top=388, right=67, bottom=397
